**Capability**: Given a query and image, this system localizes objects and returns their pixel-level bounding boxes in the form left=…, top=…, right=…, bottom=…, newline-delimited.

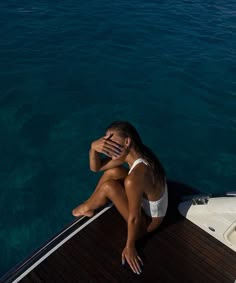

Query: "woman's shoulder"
left=125, top=163, right=150, bottom=184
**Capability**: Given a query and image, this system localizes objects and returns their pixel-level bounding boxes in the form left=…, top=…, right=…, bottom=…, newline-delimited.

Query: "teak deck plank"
left=4, top=182, right=236, bottom=283
left=172, top=222, right=236, bottom=278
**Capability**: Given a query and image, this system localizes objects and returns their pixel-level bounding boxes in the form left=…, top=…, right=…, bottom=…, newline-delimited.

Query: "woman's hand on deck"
left=122, top=246, right=143, bottom=274
left=91, top=134, right=123, bottom=158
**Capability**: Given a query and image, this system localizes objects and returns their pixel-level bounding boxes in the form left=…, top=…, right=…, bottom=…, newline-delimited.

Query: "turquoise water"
left=0, top=0, right=235, bottom=277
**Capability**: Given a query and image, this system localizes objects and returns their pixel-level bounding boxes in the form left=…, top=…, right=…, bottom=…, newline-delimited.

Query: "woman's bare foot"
left=72, top=203, right=95, bottom=218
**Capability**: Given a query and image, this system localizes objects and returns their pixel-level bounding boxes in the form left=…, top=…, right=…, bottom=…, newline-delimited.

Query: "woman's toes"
left=84, top=210, right=94, bottom=217
left=72, top=206, right=83, bottom=217
left=72, top=204, right=94, bottom=218
left=72, top=208, right=79, bottom=217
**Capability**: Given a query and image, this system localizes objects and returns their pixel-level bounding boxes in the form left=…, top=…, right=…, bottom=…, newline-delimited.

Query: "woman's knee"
left=103, top=166, right=128, bottom=180
left=101, top=179, right=123, bottom=196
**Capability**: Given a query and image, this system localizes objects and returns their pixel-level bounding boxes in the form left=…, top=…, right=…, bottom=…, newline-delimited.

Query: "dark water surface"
left=0, top=0, right=235, bottom=276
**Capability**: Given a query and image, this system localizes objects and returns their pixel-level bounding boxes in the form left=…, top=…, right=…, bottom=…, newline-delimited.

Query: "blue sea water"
left=0, top=0, right=235, bottom=277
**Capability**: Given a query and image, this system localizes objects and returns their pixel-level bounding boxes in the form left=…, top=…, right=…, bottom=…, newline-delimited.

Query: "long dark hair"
left=106, top=121, right=166, bottom=188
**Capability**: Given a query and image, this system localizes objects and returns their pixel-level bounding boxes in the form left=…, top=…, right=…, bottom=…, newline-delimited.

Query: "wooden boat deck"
left=2, top=181, right=236, bottom=283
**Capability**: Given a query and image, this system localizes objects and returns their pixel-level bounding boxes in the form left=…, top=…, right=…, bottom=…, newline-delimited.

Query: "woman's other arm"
left=122, top=176, right=144, bottom=274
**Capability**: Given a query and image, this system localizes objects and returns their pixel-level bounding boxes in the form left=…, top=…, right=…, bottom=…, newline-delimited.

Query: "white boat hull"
left=178, top=196, right=236, bottom=252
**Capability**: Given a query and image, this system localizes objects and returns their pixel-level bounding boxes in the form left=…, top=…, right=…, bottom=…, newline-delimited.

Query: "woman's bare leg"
left=146, top=217, right=164, bottom=233
left=90, top=166, right=128, bottom=196
left=73, top=178, right=148, bottom=238
left=72, top=178, right=129, bottom=219
left=72, top=166, right=128, bottom=218
left=72, top=166, right=154, bottom=236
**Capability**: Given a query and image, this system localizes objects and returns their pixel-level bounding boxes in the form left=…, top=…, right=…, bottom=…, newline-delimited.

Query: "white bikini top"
left=128, top=158, right=148, bottom=175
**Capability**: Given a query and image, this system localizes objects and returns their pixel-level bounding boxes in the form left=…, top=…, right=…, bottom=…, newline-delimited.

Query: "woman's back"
left=127, top=158, right=166, bottom=202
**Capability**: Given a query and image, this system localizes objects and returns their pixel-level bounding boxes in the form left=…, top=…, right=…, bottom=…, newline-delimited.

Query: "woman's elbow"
left=90, top=166, right=99, bottom=172
left=90, top=164, right=103, bottom=172
left=90, top=166, right=97, bottom=172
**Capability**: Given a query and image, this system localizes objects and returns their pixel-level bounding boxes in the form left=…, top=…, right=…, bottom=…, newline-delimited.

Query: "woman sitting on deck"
left=72, top=121, right=168, bottom=274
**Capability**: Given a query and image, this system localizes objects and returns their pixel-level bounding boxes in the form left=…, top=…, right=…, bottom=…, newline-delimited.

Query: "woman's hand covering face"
left=91, top=134, right=124, bottom=158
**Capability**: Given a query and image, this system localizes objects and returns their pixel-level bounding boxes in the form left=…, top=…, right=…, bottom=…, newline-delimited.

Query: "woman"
left=72, top=121, right=168, bottom=275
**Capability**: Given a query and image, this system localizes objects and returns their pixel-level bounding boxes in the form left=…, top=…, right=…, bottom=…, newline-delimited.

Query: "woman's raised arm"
left=89, top=134, right=124, bottom=172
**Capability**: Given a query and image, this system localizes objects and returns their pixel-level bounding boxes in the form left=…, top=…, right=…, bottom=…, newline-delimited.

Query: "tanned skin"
left=72, top=130, right=165, bottom=274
